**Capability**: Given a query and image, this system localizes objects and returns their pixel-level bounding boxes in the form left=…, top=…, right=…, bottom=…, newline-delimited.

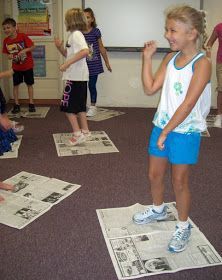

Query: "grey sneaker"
left=168, top=224, right=191, bottom=253
left=133, top=206, right=168, bottom=224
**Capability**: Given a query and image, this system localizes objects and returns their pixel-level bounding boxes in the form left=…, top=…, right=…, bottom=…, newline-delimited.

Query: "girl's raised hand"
left=143, top=41, right=157, bottom=58
left=54, top=37, right=63, bottom=49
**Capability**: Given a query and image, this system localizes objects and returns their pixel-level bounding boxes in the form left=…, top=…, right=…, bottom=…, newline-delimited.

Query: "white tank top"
left=153, top=52, right=211, bottom=133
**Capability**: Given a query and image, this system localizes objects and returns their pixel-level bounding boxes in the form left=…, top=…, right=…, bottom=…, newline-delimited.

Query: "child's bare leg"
left=78, top=112, right=89, bottom=131
left=65, top=113, right=81, bottom=133
left=171, top=164, right=190, bottom=221
left=27, top=85, right=34, bottom=104
left=148, top=155, right=168, bottom=205
left=13, top=85, right=19, bottom=104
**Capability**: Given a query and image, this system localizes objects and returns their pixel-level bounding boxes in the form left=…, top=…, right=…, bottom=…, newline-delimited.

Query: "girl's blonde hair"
left=65, top=8, right=87, bottom=32
left=165, top=5, right=208, bottom=50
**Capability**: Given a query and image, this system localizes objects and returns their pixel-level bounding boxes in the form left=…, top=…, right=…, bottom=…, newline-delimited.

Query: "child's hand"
left=59, top=63, right=69, bottom=72
left=0, top=116, right=12, bottom=131
left=0, top=69, right=14, bottom=79
left=106, top=62, right=112, bottom=72
left=54, top=37, right=63, bottom=49
left=157, top=132, right=167, bottom=150
left=143, top=41, right=157, bottom=58
left=8, top=54, right=13, bottom=60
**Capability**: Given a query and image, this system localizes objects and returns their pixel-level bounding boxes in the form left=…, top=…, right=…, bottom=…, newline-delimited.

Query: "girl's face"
left=84, top=12, right=94, bottom=28
left=164, top=19, right=194, bottom=51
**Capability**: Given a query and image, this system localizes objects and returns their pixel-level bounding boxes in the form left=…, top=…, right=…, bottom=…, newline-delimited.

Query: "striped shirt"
left=84, top=28, right=104, bottom=76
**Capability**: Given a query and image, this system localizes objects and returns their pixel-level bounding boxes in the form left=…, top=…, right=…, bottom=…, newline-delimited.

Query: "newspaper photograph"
left=53, top=131, right=119, bottom=157
left=87, top=108, right=125, bottom=121
left=0, top=135, right=22, bottom=159
left=0, top=190, right=52, bottom=229
left=8, top=106, right=50, bottom=118
left=97, top=202, right=222, bottom=279
left=4, top=171, right=81, bottom=204
left=0, top=171, right=81, bottom=229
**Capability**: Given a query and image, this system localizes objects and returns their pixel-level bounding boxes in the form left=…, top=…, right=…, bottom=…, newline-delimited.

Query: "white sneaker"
left=214, top=114, right=222, bottom=128
left=11, top=121, right=24, bottom=133
left=82, top=130, right=92, bottom=139
left=68, top=133, right=86, bottom=146
left=86, top=106, right=97, bottom=117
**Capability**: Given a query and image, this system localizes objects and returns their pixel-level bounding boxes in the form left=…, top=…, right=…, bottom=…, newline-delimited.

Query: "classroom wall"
left=70, top=0, right=221, bottom=108
left=1, top=0, right=221, bottom=108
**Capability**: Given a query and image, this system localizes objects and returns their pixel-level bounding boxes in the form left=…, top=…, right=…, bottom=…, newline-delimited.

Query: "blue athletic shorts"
left=148, top=126, right=201, bottom=164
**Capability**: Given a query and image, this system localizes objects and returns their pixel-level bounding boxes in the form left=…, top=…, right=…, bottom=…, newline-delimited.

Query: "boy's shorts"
left=216, top=63, right=222, bottom=91
left=13, top=69, right=34, bottom=86
left=60, top=80, right=87, bottom=114
left=148, top=126, right=201, bottom=164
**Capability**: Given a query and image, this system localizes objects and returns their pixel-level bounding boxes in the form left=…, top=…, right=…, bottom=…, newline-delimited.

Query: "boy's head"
left=2, top=18, right=17, bottom=38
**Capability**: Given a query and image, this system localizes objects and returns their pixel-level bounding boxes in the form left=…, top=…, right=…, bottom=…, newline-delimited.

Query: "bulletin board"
left=12, top=0, right=53, bottom=38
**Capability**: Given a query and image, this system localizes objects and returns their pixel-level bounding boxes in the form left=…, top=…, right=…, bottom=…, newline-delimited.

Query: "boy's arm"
left=59, top=48, right=89, bottom=72
left=18, top=44, right=35, bottom=56
left=98, top=38, right=112, bottom=72
left=157, top=57, right=211, bottom=150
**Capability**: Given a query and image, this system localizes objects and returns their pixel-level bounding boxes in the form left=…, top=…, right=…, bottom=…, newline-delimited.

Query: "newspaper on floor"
left=0, top=135, right=22, bottom=159
left=87, top=107, right=125, bottom=121
left=206, top=114, right=221, bottom=128
left=8, top=106, right=50, bottom=118
left=53, top=131, right=119, bottom=157
left=0, top=171, right=81, bottom=229
left=97, top=202, right=222, bottom=279
left=201, top=129, right=210, bottom=137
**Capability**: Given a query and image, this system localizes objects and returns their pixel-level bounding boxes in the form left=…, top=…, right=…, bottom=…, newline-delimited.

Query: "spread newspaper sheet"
left=0, top=135, right=22, bottom=159
left=87, top=108, right=125, bottom=121
left=0, top=171, right=81, bottom=229
left=206, top=114, right=221, bottom=128
left=97, top=202, right=222, bottom=279
left=8, top=106, right=50, bottom=118
left=53, top=131, right=119, bottom=157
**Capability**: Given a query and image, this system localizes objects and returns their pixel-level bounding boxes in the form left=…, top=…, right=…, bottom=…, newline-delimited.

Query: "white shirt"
left=62, top=30, right=89, bottom=81
left=153, top=52, right=211, bottom=133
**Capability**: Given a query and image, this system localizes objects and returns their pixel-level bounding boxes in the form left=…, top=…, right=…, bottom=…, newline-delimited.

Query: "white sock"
left=82, top=129, right=90, bottom=134
left=153, top=203, right=165, bottom=213
left=73, top=130, right=82, bottom=137
left=177, top=220, right=190, bottom=229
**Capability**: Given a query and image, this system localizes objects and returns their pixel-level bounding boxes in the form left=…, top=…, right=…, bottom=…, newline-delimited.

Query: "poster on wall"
left=13, top=0, right=53, bottom=37
left=32, top=45, right=46, bottom=77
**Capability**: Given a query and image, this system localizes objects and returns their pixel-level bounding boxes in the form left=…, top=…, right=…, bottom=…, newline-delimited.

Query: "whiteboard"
left=82, top=0, right=202, bottom=50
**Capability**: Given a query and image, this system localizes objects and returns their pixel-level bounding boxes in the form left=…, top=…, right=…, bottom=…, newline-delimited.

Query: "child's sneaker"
left=29, top=103, right=36, bottom=112
left=11, top=121, right=24, bottom=134
left=68, top=133, right=86, bottom=146
left=133, top=206, right=168, bottom=224
left=11, top=104, right=20, bottom=114
left=214, top=114, right=222, bottom=128
left=86, top=106, right=97, bottom=117
left=82, top=130, right=92, bottom=139
left=168, top=224, right=191, bottom=253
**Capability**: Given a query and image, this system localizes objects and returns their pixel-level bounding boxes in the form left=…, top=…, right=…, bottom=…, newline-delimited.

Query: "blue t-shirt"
left=84, top=27, right=104, bottom=76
